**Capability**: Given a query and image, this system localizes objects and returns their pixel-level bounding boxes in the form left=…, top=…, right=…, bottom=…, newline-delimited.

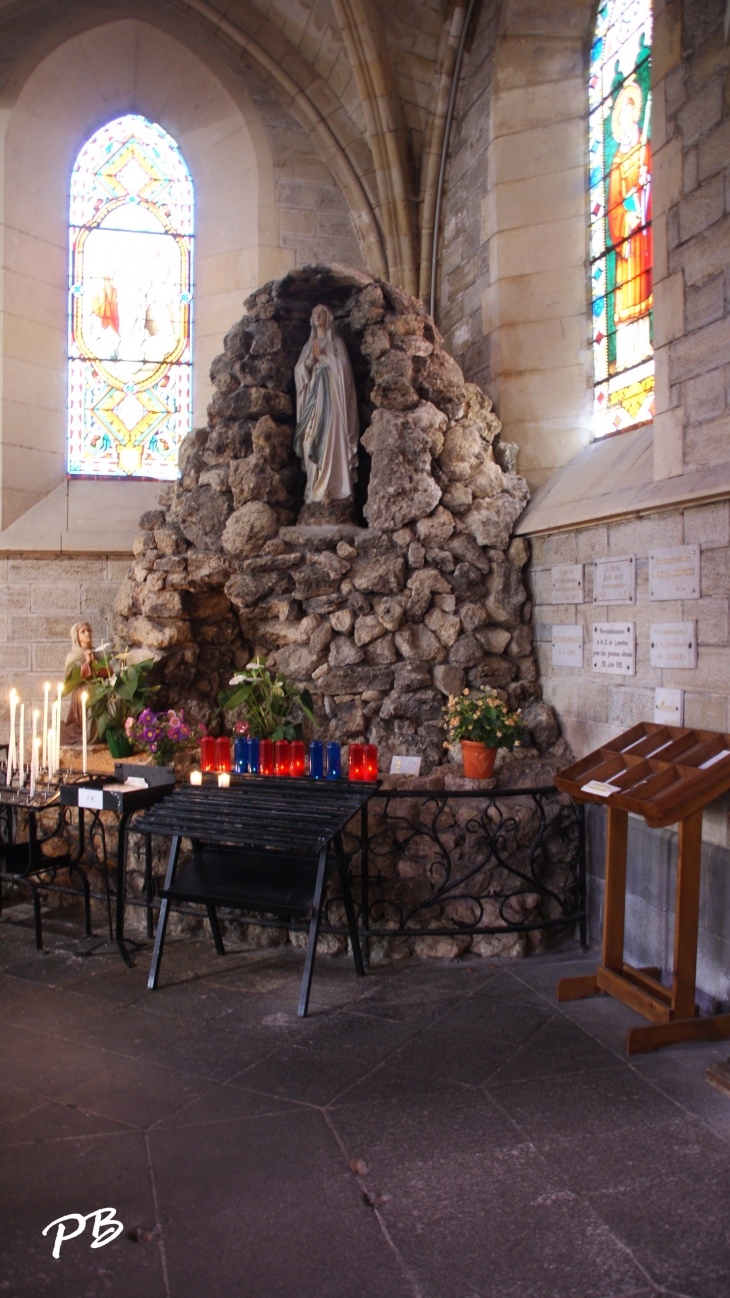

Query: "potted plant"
left=217, top=656, right=315, bottom=740
left=125, top=709, right=205, bottom=766
left=443, top=689, right=523, bottom=779
left=64, top=650, right=157, bottom=757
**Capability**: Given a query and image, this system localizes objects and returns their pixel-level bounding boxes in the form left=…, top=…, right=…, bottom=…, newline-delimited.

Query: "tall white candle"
left=47, top=726, right=55, bottom=782
left=18, top=703, right=25, bottom=788
left=81, top=691, right=88, bottom=775
left=56, top=683, right=63, bottom=769
left=32, top=708, right=38, bottom=767
left=30, top=736, right=40, bottom=799
left=50, top=702, right=58, bottom=781
left=7, top=689, right=16, bottom=785
left=42, top=682, right=50, bottom=770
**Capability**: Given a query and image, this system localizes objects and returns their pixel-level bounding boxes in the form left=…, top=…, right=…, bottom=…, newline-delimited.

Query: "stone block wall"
left=529, top=499, right=730, bottom=848
left=0, top=554, right=127, bottom=729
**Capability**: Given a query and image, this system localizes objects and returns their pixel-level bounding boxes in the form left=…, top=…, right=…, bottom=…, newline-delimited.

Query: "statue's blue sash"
left=294, top=362, right=331, bottom=468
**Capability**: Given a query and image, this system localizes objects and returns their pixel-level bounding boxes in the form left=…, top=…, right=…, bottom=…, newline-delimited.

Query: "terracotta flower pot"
left=461, top=740, right=497, bottom=779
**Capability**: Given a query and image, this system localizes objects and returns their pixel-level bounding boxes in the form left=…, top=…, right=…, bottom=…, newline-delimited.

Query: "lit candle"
left=32, top=708, right=38, bottom=770
left=47, top=727, right=55, bottom=782
left=81, top=691, right=88, bottom=775
left=7, top=689, right=17, bottom=785
left=56, top=683, right=63, bottom=769
left=18, top=703, right=25, bottom=788
left=217, top=772, right=230, bottom=788
left=42, top=683, right=50, bottom=770
left=50, top=702, right=58, bottom=781
left=190, top=770, right=202, bottom=786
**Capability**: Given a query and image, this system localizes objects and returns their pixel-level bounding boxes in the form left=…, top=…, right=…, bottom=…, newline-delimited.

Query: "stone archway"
left=115, top=265, right=548, bottom=772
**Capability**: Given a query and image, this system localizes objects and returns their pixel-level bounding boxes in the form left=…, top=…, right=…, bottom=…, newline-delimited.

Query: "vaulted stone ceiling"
left=0, top=0, right=595, bottom=299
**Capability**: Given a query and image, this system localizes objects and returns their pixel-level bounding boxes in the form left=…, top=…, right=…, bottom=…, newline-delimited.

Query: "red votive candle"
left=289, top=740, right=305, bottom=777
left=274, top=740, right=290, bottom=776
left=363, top=744, right=378, bottom=781
left=200, top=736, right=216, bottom=771
left=348, top=744, right=364, bottom=781
left=215, top=736, right=231, bottom=772
left=259, top=739, right=274, bottom=776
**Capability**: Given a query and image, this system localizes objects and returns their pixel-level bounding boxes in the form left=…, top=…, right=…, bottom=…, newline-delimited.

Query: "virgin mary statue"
left=293, top=305, right=359, bottom=504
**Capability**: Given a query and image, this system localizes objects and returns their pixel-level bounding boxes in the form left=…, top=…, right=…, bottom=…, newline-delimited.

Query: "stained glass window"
left=68, top=115, right=193, bottom=478
left=589, top=0, right=653, bottom=438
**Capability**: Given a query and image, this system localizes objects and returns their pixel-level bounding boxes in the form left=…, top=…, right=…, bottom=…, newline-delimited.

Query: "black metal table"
left=136, top=777, right=378, bottom=1016
left=59, top=763, right=175, bottom=962
left=0, top=785, right=90, bottom=948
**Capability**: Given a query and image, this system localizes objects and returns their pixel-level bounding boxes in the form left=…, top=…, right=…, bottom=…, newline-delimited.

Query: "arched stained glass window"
left=67, top=114, right=193, bottom=478
left=589, top=1, right=653, bottom=438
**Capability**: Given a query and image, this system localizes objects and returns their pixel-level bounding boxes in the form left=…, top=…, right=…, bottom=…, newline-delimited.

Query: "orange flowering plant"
left=443, top=688, right=523, bottom=751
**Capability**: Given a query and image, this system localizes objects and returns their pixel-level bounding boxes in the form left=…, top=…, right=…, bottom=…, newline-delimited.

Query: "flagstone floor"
left=2, top=911, right=730, bottom=1298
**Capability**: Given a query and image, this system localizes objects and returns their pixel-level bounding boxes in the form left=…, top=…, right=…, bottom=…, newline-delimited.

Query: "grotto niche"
left=114, top=264, right=564, bottom=778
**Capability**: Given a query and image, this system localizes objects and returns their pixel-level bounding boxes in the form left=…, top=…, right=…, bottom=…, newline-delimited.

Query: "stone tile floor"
left=2, top=912, right=730, bottom=1298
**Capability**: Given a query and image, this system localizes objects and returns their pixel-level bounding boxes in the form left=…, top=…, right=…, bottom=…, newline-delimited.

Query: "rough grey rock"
left=362, top=411, right=441, bottom=531
left=222, top=501, right=279, bottom=558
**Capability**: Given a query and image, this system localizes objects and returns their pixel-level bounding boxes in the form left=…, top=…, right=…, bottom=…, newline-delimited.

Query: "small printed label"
left=390, top=755, right=422, bottom=776
left=78, top=788, right=104, bottom=809
left=551, top=564, right=584, bottom=605
left=581, top=780, right=622, bottom=797
left=654, top=688, right=683, bottom=726
left=552, top=624, right=584, bottom=667
left=593, top=556, right=635, bottom=605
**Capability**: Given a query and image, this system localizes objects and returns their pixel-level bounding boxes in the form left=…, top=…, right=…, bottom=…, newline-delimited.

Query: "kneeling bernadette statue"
left=293, top=304, right=359, bottom=504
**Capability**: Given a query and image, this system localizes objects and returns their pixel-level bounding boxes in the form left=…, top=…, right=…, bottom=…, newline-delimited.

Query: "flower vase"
left=106, top=727, right=134, bottom=758
left=461, top=741, right=497, bottom=779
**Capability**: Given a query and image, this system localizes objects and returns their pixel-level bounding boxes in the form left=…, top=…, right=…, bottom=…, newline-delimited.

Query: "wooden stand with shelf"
left=554, top=722, right=730, bottom=1054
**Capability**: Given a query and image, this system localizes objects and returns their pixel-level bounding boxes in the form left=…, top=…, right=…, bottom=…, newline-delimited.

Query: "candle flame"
left=81, top=691, right=88, bottom=703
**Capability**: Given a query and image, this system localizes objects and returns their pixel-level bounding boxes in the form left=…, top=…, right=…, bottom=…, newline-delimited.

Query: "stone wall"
left=113, top=264, right=566, bottom=777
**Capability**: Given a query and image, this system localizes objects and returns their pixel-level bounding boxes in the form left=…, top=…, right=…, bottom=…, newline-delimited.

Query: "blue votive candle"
left=309, top=740, right=324, bottom=780
left=248, top=737, right=260, bottom=774
left=233, top=736, right=248, bottom=774
left=326, top=741, right=341, bottom=780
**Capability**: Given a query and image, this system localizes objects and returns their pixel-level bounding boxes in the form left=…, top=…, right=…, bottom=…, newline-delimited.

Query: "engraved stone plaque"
left=592, top=622, right=635, bottom=675
left=649, top=622, right=697, bottom=670
left=552, top=624, right=584, bottom=667
left=593, top=555, right=636, bottom=605
left=655, top=688, right=684, bottom=726
left=649, top=545, right=700, bottom=600
left=551, top=564, right=584, bottom=605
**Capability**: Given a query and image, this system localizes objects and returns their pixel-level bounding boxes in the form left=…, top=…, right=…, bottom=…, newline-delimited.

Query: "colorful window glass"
left=68, top=114, right=193, bottom=478
left=589, top=0, right=653, bottom=438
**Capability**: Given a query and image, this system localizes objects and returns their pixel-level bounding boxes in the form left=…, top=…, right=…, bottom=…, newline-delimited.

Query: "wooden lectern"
left=554, top=723, right=730, bottom=1054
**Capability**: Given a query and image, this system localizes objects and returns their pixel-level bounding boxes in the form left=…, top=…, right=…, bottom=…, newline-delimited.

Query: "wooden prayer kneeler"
left=554, top=723, right=730, bottom=1055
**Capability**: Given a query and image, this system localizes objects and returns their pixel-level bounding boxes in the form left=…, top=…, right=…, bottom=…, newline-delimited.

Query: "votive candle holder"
left=200, top=736, right=216, bottom=771
left=290, top=741, right=305, bottom=777
left=309, top=740, right=323, bottom=779
left=248, top=737, right=260, bottom=773
left=363, top=744, right=379, bottom=781
left=259, top=739, right=274, bottom=776
left=233, top=736, right=249, bottom=774
left=215, top=737, right=231, bottom=772
left=274, top=740, right=290, bottom=776
left=326, top=741, right=341, bottom=780
left=348, top=744, right=364, bottom=781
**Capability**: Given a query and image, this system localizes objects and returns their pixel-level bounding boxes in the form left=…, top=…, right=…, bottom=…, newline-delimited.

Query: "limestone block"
left=350, top=552, right=406, bottom=594
left=425, top=549, right=456, bottom=575
left=154, top=525, right=187, bottom=556
left=409, top=401, right=448, bottom=456
left=125, top=616, right=191, bottom=650
left=475, top=626, right=512, bottom=654
left=309, top=622, right=333, bottom=654
left=432, top=665, right=466, bottom=697
left=447, top=534, right=491, bottom=572
left=228, top=454, right=286, bottom=510
left=354, top=614, right=385, bottom=646
left=394, top=623, right=445, bottom=663
left=310, top=550, right=351, bottom=580
left=139, top=587, right=183, bottom=620
left=447, top=635, right=485, bottom=667
left=408, top=542, right=426, bottom=569
left=221, top=502, right=278, bottom=558
left=469, top=460, right=505, bottom=500
left=508, top=625, right=533, bottom=656
left=380, top=689, right=443, bottom=723
left=434, top=593, right=456, bottom=613
left=372, top=597, right=405, bottom=632
left=273, top=643, right=325, bottom=679
left=113, top=578, right=139, bottom=618
left=360, top=325, right=390, bottom=359
left=464, top=493, right=526, bottom=550
left=225, top=572, right=273, bottom=610
left=393, top=662, right=431, bottom=692
left=486, top=558, right=527, bottom=624
left=174, top=485, right=232, bottom=551
left=424, top=607, right=461, bottom=648
left=414, top=350, right=465, bottom=419
left=438, top=420, right=483, bottom=481
left=330, top=608, right=355, bottom=635
left=329, top=636, right=364, bottom=667
left=441, top=484, right=473, bottom=514
left=366, top=633, right=397, bottom=664
left=362, top=412, right=442, bottom=530
left=133, top=532, right=155, bottom=557
left=416, top=507, right=455, bottom=546
left=251, top=415, right=292, bottom=470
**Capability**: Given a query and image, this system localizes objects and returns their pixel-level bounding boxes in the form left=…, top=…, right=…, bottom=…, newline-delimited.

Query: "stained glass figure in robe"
left=589, top=1, right=653, bottom=437
left=67, top=114, right=193, bottom=478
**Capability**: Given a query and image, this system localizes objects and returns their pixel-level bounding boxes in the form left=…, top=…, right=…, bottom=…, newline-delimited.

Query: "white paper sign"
left=78, top=788, right=104, bottom=809
left=649, top=622, right=697, bottom=670
left=593, top=556, right=636, bottom=605
left=581, top=780, right=622, bottom=797
left=649, top=545, right=700, bottom=600
left=390, top=755, right=422, bottom=776
left=551, top=564, right=584, bottom=604
left=551, top=624, right=584, bottom=667
left=592, top=622, right=635, bottom=675
left=655, top=688, right=683, bottom=726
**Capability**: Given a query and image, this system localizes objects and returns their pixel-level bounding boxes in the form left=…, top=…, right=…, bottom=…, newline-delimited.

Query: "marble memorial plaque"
left=655, top=688, right=684, bottom=726
left=551, top=564, right=584, bottom=604
left=649, top=622, right=697, bottom=669
left=552, top=624, right=584, bottom=667
left=649, top=545, right=700, bottom=600
left=593, top=555, right=636, bottom=605
left=592, top=622, right=635, bottom=675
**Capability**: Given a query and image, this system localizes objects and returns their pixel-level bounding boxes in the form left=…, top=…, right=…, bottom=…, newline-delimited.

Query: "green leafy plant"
left=443, top=688, right=523, bottom=751
left=217, top=657, right=315, bottom=741
left=63, top=651, right=158, bottom=738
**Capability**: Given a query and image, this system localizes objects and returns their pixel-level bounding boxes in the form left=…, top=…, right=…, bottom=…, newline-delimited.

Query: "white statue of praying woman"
left=293, top=304, right=359, bottom=504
